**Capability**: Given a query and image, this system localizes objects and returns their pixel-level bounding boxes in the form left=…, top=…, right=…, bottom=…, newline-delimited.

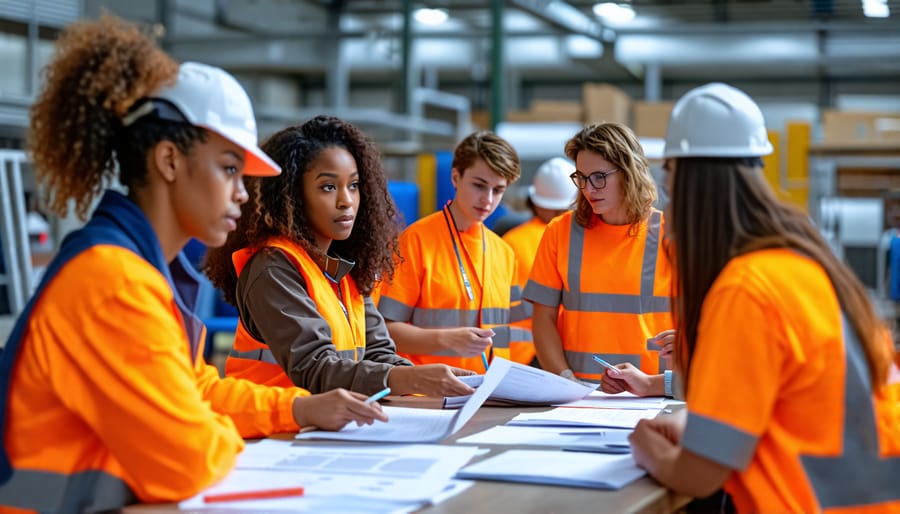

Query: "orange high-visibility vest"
left=377, top=205, right=527, bottom=372
left=225, top=238, right=366, bottom=387
left=525, top=209, right=673, bottom=380
left=502, top=216, right=549, bottom=364
left=0, top=192, right=303, bottom=513
left=683, top=248, right=900, bottom=513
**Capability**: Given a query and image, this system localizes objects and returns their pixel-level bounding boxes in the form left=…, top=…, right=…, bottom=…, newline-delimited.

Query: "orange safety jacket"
left=682, top=248, right=900, bottom=513
left=225, top=238, right=367, bottom=387
left=524, top=209, right=673, bottom=381
left=0, top=192, right=303, bottom=514
left=501, top=216, right=549, bottom=364
left=377, top=205, right=529, bottom=372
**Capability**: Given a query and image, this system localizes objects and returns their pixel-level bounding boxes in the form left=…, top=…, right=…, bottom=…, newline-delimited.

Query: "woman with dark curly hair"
left=205, top=117, right=475, bottom=397
left=0, top=16, right=385, bottom=512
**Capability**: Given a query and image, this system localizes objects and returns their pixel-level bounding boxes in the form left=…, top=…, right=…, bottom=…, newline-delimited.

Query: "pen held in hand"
left=592, top=355, right=620, bottom=374
left=364, top=387, right=391, bottom=404
left=203, top=486, right=304, bottom=503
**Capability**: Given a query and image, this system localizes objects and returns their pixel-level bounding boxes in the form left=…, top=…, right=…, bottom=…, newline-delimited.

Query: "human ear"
left=151, top=140, right=181, bottom=184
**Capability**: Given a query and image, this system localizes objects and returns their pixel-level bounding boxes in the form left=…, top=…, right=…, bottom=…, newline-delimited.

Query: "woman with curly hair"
left=524, top=122, right=675, bottom=395
left=205, top=117, right=475, bottom=397
left=0, top=16, right=385, bottom=512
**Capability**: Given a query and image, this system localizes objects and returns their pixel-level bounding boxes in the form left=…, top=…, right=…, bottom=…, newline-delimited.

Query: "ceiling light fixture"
left=414, top=8, right=449, bottom=26
left=862, top=0, right=889, bottom=18
left=592, top=3, right=636, bottom=24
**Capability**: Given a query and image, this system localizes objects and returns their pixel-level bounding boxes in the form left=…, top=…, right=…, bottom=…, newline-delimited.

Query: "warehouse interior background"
left=2, top=0, right=900, bottom=344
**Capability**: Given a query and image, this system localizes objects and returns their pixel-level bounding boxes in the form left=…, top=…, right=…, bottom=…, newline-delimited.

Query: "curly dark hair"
left=205, top=116, right=401, bottom=301
left=27, top=14, right=205, bottom=220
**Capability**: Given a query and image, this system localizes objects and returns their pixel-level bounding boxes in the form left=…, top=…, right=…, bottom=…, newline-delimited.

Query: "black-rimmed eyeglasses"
left=569, top=169, right=619, bottom=189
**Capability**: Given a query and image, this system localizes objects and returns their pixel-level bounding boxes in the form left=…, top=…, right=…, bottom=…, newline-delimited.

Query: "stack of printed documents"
left=456, top=449, right=645, bottom=489
left=180, top=439, right=480, bottom=512
left=442, top=357, right=598, bottom=408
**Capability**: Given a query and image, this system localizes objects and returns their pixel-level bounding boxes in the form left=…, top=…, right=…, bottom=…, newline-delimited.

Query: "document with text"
left=296, top=357, right=512, bottom=443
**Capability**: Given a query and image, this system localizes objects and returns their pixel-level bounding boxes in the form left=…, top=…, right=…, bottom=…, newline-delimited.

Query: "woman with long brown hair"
left=629, top=82, right=900, bottom=513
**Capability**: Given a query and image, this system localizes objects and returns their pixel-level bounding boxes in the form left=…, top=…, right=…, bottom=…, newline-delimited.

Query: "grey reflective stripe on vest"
left=377, top=296, right=414, bottom=322
left=481, top=307, right=510, bottom=325
left=229, top=347, right=279, bottom=365
left=0, top=468, right=136, bottom=513
left=567, top=351, right=640, bottom=380
left=564, top=211, right=669, bottom=314
left=509, top=326, right=533, bottom=343
left=800, top=316, right=900, bottom=509
left=491, top=326, right=511, bottom=349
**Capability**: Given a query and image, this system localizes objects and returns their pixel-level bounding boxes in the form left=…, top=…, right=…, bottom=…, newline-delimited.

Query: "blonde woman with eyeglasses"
left=523, top=122, right=675, bottom=397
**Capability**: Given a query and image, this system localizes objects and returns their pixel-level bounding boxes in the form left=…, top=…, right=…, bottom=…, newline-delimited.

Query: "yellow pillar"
left=416, top=153, right=437, bottom=219
left=785, top=121, right=810, bottom=212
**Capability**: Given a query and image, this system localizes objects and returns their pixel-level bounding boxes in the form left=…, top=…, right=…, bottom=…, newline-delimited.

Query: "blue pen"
left=592, top=355, right=620, bottom=373
left=481, top=353, right=490, bottom=371
left=364, top=387, right=391, bottom=404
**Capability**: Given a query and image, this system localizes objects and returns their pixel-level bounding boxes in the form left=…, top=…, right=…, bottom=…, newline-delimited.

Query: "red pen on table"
left=203, top=486, right=305, bottom=503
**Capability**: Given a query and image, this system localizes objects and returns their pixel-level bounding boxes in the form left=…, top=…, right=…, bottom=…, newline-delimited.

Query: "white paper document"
left=179, top=440, right=481, bottom=510
left=457, top=425, right=632, bottom=452
left=297, top=357, right=513, bottom=443
left=507, top=406, right=660, bottom=429
left=443, top=358, right=598, bottom=408
left=456, top=449, right=646, bottom=489
left=558, top=390, right=670, bottom=409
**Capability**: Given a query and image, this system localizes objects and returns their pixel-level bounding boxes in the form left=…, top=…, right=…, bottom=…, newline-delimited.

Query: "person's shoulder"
left=715, top=248, right=825, bottom=298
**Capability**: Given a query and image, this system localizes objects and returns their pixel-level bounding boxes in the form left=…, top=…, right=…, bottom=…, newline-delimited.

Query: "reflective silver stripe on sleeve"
left=229, top=347, right=279, bottom=365
left=682, top=411, right=759, bottom=470
left=511, top=299, right=533, bottom=321
left=566, top=351, right=640, bottom=377
left=523, top=280, right=562, bottom=307
left=481, top=307, right=510, bottom=325
left=411, top=307, right=478, bottom=327
left=0, top=468, right=136, bottom=513
left=800, top=315, right=900, bottom=509
left=377, top=296, right=415, bottom=322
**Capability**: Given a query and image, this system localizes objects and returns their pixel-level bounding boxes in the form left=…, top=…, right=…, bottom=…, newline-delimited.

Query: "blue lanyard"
left=442, top=204, right=485, bottom=302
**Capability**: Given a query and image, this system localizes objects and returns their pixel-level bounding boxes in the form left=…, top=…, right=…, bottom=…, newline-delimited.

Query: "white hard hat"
left=529, top=157, right=578, bottom=210
left=663, top=82, right=773, bottom=159
left=123, top=62, right=280, bottom=177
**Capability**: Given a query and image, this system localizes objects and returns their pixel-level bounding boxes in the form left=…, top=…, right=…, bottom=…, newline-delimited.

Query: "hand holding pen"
left=291, top=388, right=388, bottom=431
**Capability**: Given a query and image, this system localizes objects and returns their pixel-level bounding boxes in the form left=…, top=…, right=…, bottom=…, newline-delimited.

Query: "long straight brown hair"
left=670, top=157, right=895, bottom=395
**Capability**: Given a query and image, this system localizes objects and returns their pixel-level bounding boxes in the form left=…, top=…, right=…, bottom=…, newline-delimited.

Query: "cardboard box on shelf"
left=822, top=110, right=900, bottom=143
left=582, top=83, right=630, bottom=125
left=530, top=100, right=583, bottom=122
left=506, top=109, right=582, bottom=123
left=633, top=101, right=675, bottom=138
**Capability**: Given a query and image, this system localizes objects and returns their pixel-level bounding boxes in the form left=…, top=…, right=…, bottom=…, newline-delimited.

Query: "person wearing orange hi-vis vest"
left=525, top=123, right=675, bottom=391
left=502, top=157, right=578, bottom=366
left=377, top=131, right=528, bottom=373
left=0, top=17, right=385, bottom=514
left=628, top=82, right=900, bottom=513
left=205, top=117, right=475, bottom=397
